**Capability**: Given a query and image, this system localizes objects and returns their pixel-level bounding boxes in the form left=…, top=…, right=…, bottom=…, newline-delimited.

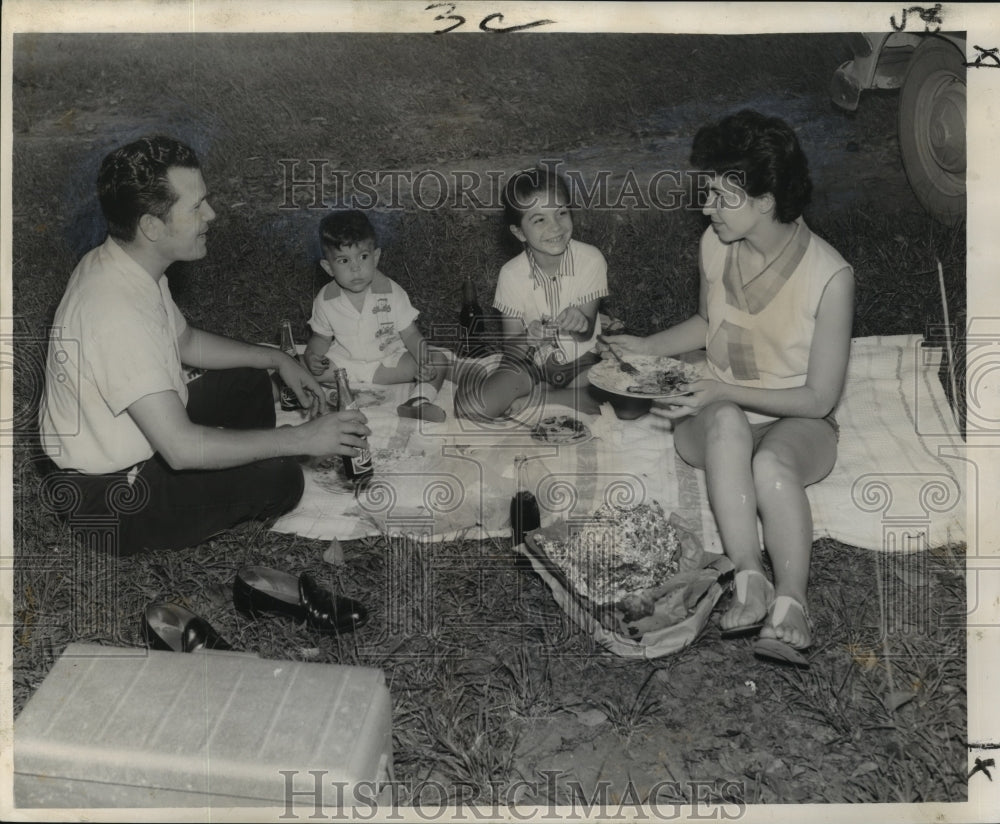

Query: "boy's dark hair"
left=319, top=210, right=378, bottom=253
left=690, top=109, right=812, bottom=223
left=502, top=166, right=572, bottom=228
left=97, top=135, right=201, bottom=242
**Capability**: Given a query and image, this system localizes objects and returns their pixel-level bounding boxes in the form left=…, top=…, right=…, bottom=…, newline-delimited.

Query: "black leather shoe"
left=142, top=602, right=233, bottom=652
left=233, top=566, right=368, bottom=634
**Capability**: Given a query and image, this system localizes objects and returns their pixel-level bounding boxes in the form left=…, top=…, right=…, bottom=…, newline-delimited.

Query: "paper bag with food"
left=521, top=500, right=732, bottom=659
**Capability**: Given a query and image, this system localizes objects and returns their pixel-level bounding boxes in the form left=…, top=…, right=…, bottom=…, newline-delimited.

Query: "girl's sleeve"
left=492, top=263, right=524, bottom=318
left=570, top=244, right=610, bottom=306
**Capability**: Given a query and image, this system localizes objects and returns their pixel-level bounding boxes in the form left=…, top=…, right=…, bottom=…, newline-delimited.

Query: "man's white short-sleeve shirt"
left=40, top=237, right=189, bottom=474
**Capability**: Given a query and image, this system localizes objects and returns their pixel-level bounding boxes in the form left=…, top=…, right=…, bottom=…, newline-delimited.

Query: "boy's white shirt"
left=308, top=268, right=419, bottom=368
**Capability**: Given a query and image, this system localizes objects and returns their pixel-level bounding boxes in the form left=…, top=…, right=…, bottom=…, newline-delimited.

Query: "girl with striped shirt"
left=456, top=166, right=648, bottom=421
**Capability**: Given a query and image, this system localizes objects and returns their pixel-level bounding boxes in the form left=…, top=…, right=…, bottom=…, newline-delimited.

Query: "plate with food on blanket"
left=588, top=354, right=699, bottom=399
left=530, top=414, right=592, bottom=445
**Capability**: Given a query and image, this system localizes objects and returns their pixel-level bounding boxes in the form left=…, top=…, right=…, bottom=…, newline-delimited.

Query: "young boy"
left=305, top=210, right=448, bottom=421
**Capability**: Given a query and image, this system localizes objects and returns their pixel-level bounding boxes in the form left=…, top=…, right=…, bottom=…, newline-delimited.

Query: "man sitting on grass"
left=38, top=135, right=371, bottom=556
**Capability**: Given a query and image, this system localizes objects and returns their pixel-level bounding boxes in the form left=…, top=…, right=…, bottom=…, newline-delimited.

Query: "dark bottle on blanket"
left=278, top=319, right=303, bottom=411
left=334, top=368, right=375, bottom=486
left=459, top=274, right=486, bottom=357
left=510, top=455, right=540, bottom=549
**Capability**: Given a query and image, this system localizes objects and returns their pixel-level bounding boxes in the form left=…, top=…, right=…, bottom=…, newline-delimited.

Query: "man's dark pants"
left=42, top=368, right=303, bottom=555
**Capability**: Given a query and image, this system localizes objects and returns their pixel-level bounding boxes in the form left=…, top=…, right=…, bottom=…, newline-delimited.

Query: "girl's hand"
left=554, top=306, right=588, bottom=335
left=304, top=349, right=330, bottom=376
left=660, top=378, right=727, bottom=419
left=525, top=320, right=547, bottom=342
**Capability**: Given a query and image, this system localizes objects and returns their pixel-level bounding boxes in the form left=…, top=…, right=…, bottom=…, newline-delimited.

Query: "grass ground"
left=10, top=32, right=967, bottom=806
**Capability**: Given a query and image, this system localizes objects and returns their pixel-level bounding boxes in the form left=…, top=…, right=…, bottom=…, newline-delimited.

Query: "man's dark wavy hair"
left=97, top=136, right=200, bottom=242
left=690, top=109, right=812, bottom=223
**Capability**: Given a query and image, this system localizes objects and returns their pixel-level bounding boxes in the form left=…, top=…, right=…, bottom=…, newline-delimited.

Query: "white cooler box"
left=13, top=642, right=393, bottom=810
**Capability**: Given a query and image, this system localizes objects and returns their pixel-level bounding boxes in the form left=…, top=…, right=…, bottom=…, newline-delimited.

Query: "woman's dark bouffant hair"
left=690, top=109, right=812, bottom=223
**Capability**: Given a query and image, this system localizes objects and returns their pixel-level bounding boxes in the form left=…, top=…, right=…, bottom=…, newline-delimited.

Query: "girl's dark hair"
left=97, top=136, right=200, bottom=242
left=319, top=210, right=378, bottom=253
left=690, top=109, right=812, bottom=223
left=501, top=166, right=572, bottom=228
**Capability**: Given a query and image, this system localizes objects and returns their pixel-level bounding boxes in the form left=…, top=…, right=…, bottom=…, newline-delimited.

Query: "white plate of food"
left=588, top=354, right=699, bottom=398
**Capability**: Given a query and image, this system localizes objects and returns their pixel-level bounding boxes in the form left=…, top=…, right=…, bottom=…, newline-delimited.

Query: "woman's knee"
left=751, top=446, right=799, bottom=495
left=753, top=419, right=837, bottom=491
left=675, top=402, right=745, bottom=467
left=702, top=402, right=751, bottom=442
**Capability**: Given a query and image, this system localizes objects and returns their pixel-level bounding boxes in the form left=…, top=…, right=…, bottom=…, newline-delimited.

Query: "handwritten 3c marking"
left=425, top=3, right=554, bottom=34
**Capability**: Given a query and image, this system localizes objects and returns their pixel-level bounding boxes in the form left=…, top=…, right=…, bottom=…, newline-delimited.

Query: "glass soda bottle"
left=334, top=368, right=374, bottom=486
left=510, top=454, right=540, bottom=548
left=459, top=274, right=485, bottom=357
left=278, top=320, right=302, bottom=411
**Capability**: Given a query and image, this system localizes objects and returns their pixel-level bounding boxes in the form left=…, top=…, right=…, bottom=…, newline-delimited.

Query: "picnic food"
left=522, top=499, right=732, bottom=655
left=530, top=414, right=590, bottom=444
left=530, top=500, right=682, bottom=616
left=588, top=354, right=699, bottom=397
left=626, top=368, right=690, bottom=396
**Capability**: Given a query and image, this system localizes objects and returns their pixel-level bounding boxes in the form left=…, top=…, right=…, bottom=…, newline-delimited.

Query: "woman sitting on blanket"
left=607, top=109, right=855, bottom=665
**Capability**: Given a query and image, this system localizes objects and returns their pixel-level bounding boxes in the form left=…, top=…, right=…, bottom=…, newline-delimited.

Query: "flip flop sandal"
left=753, top=637, right=810, bottom=668
left=753, top=595, right=812, bottom=668
left=719, top=568, right=774, bottom=639
left=397, top=397, right=447, bottom=423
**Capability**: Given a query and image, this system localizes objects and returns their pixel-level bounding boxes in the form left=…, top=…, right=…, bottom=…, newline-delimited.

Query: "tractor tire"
left=898, top=36, right=966, bottom=226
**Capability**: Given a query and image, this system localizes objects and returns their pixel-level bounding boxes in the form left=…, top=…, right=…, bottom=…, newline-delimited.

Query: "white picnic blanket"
left=271, top=334, right=966, bottom=552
